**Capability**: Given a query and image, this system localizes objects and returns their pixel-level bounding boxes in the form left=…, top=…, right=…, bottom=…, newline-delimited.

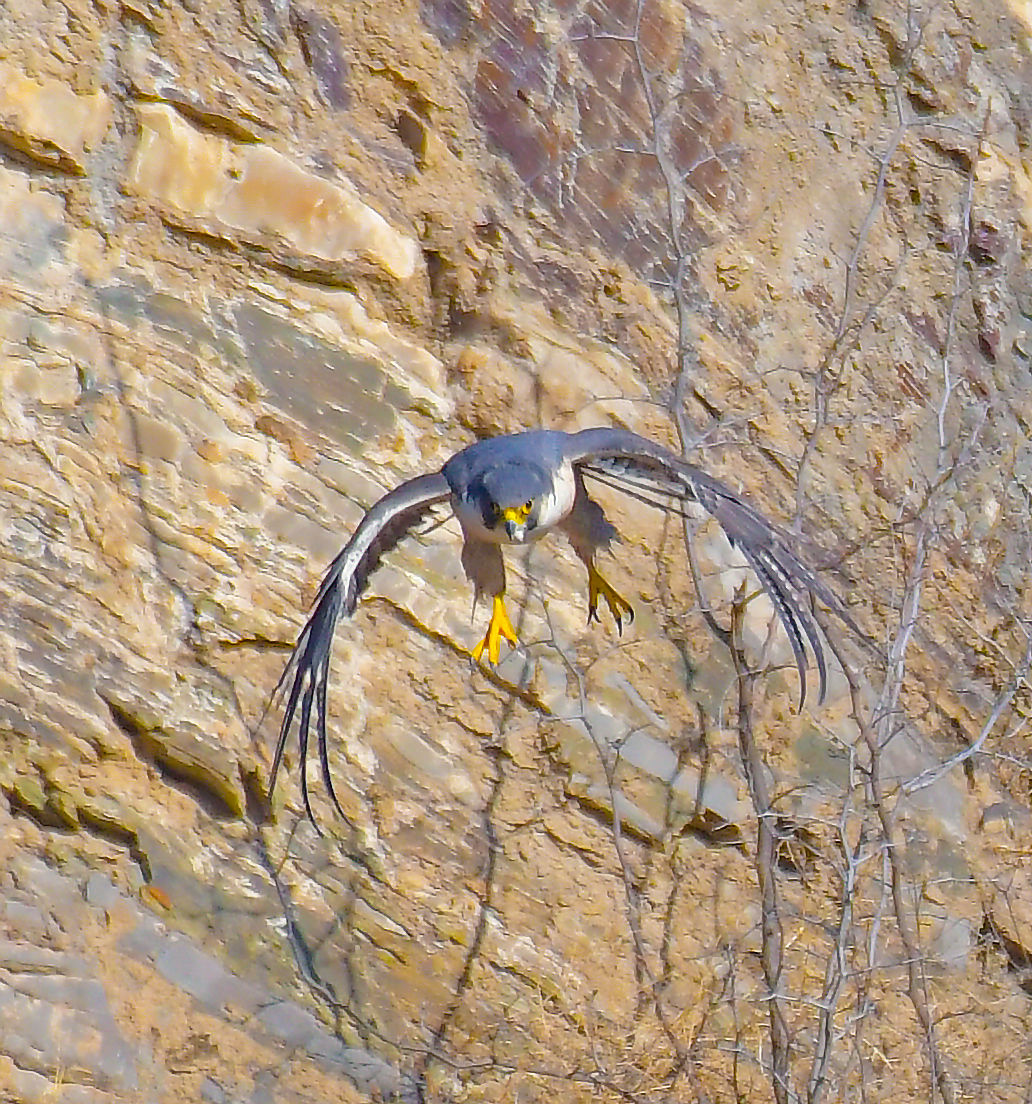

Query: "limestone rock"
left=0, top=63, right=110, bottom=174
left=128, top=102, right=421, bottom=281
left=1, top=0, right=1032, bottom=1101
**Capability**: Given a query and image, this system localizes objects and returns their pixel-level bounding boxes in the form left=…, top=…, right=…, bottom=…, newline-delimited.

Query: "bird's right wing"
left=566, top=426, right=849, bottom=707
left=267, top=470, right=452, bottom=827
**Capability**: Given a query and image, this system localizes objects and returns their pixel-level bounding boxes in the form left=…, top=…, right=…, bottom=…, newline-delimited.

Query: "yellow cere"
left=501, top=502, right=532, bottom=523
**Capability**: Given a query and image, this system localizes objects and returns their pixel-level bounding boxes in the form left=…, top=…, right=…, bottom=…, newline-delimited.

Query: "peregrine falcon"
left=268, top=426, right=845, bottom=824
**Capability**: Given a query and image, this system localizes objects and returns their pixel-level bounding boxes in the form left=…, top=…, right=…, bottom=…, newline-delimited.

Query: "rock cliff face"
left=2, top=1, right=1032, bottom=1101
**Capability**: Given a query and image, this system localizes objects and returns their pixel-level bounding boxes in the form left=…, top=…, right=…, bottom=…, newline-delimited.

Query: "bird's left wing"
left=268, top=470, right=452, bottom=827
left=566, top=426, right=846, bottom=706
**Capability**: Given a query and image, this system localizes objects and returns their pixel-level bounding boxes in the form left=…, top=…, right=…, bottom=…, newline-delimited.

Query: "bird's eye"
left=523, top=500, right=532, bottom=514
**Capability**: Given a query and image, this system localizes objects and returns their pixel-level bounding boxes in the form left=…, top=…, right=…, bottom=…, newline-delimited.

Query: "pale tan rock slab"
left=127, top=103, right=421, bottom=281
left=0, top=63, right=110, bottom=174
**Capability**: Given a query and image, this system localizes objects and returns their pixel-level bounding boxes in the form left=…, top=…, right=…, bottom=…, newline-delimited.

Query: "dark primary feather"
left=268, top=471, right=451, bottom=827
left=568, top=427, right=842, bottom=707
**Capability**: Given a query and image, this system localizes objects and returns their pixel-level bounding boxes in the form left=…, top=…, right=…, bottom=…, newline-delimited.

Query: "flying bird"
left=268, top=426, right=844, bottom=825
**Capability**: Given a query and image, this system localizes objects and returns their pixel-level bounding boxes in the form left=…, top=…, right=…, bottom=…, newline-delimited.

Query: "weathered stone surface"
left=2, top=0, right=1032, bottom=1101
left=127, top=103, right=421, bottom=281
left=0, top=63, right=111, bottom=174
left=0, top=821, right=390, bottom=1102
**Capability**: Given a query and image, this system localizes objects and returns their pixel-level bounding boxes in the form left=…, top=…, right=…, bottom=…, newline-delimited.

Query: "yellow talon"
left=587, top=566, right=634, bottom=634
left=471, top=593, right=519, bottom=664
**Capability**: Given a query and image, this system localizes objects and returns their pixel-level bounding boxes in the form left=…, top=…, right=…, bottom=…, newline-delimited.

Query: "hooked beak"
left=502, top=508, right=528, bottom=542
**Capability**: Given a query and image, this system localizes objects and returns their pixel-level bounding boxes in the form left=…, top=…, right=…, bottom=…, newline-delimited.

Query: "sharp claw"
left=473, top=594, right=519, bottom=664
left=587, top=566, right=634, bottom=636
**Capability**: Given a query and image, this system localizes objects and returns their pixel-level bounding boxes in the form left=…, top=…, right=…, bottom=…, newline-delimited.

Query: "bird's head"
left=474, top=463, right=551, bottom=543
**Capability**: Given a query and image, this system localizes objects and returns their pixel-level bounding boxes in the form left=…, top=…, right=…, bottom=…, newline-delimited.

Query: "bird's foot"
left=471, top=593, right=519, bottom=664
left=587, top=566, right=634, bottom=634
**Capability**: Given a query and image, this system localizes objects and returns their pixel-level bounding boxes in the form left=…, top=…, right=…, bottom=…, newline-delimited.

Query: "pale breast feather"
left=535, top=458, right=577, bottom=531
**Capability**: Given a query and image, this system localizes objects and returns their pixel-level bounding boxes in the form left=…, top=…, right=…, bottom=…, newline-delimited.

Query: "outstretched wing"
left=268, top=471, right=452, bottom=827
left=566, top=426, right=845, bottom=706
